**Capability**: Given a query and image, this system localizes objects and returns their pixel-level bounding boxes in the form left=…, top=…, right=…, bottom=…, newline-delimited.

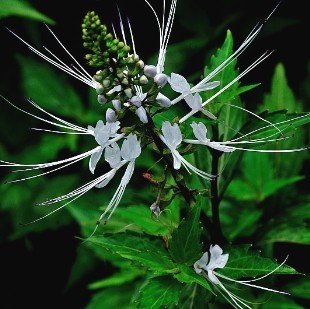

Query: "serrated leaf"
left=220, top=200, right=262, bottom=240
left=0, top=0, right=54, bottom=24
left=173, top=265, right=212, bottom=292
left=170, top=283, right=210, bottom=309
left=261, top=63, right=301, bottom=113
left=85, top=232, right=177, bottom=274
left=136, top=276, right=182, bottom=309
left=227, top=152, right=304, bottom=202
left=202, top=30, right=238, bottom=106
left=169, top=203, right=203, bottom=265
left=219, top=245, right=298, bottom=279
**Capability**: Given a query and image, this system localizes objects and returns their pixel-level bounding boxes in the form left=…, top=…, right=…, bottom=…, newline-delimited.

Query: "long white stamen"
left=127, top=18, right=136, bottom=55
left=30, top=128, right=89, bottom=134
left=230, top=114, right=309, bottom=142
left=215, top=272, right=289, bottom=295
left=1, top=95, right=87, bottom=133
left=26, top=98, right=88, bottom=132
left=22, top=172, right=111, bottom=225
left=44, top=24, right=93, bottom=80
left=178, top=51, right=272, bottom=123
left=6, top=152, right=88, bottom=184
left=117, top=7, right=127, bottom=46
left=0, top=146, right=101, bottom=169
left=43, top=46, right=93, bottom=84
left=144, top=0, right=162, bottom=46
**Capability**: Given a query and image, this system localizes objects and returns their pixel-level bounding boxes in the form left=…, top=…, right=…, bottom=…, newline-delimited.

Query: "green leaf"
left=284, top=277, right=310, bottom=299
left=170, top=283, right=210, bottom=309
left=220, top=200, right=263, bottom=240
left=169, top=203, right=203, bottom=265
left=260, top=224, right=310, bottom=245
left=16, top=55, right=86, bottom=121
left=89, top=268, right=145, bottom=290
left=261, top=63, right=301, bottom=113
left=136, top=276, right=182, bottom=309
left=173, top=265, right=212, bottom=292
left=0, top=0, right=54, bottom=24
left=202, top=30, right=238, bottom=106
left=227, top=152, right=304, bottom=202
left=259, top=202, right=310, bottom=245
left=85, top=232, right=177, bottom=274
left=219, top=245, right=298, bottom=279
left=85, top=284, right=136, bottom=309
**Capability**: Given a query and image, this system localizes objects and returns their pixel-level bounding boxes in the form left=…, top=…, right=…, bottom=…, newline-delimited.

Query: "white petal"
left=144, top=64, right=157, bottom=78
left=191, top=122, right=208, bottom=143
left=121, top=134, right=141, bottom=161
left=89, top=148, right=103, bottom=174
left=105, top=143, right=121, bottom=168
left=107, top=121, right=120, bottom=137
left=130, top=95, right=142, bottom=107
left=207, top=245, right=229, bottom=270
left=94, top=120, right=111, bottom=147
left=169, top=73, right=191, bottom=93
left=185, top=93, right=202, bottom=110
left=161, top=121, right=182, bottom=149
left=194, top=252, right=209, bottom=274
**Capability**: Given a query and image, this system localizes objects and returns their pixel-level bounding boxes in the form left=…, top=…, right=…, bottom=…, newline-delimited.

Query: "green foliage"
left=1, top=3, right=309, bottom=309
left=219, top=245, right=298, bottom=279
left=135, top=276, right=182, bottom=309
left=169, top=203, right=203, bottom=265
left=85, top=232, right=177, bottom=274
left=0, top=0, right=54, bottom=24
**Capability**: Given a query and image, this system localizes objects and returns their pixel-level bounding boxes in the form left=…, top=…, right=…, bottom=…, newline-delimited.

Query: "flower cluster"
left=1, top=0, right=308, bottom=307
left=1, top=0, right=307, bottom=231
left=194, top=245, right=289, bottom=309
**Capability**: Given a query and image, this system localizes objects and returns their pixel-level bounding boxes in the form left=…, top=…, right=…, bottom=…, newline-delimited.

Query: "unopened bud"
left=124, top=88, right=133, bottom=98
left=95, top=84, right=104, bottom=94
left=106, top=108, right=117, bottom=123
left=137, top=60, right=144, bottom=69
left=112, top=99, right=122, bottom=111
left=144, top=65, right=157, bottom=78
left=154, top=73, right=168, bottom=87
left=102, top=79, right=111, bottom=88
left=156, top=92, right=171, bottom=108
left=97, top=94, right=107, bottom=104
left=139, top=75, right=148, bottom=85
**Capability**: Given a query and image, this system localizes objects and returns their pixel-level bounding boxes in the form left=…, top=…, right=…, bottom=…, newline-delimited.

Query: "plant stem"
left=145, top=115, right=214, bottom=233
left=210, top=126, right=226, bottom=245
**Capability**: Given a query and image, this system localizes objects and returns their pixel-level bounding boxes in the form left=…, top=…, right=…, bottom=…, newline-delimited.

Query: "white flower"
left=194, top=245, right=289, bottom=309
left=160, top=121, right=214, bottom=180
left=184, top=93, right=216, bottom=120
left=184, top=121, right=308, bottom=154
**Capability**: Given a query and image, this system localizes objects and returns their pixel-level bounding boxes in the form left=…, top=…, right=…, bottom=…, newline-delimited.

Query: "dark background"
left=1, top=1, right=309, bottom=308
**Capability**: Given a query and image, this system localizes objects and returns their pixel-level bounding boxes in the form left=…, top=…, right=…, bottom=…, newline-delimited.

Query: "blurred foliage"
left=0, top=0, right=309, bottom=308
